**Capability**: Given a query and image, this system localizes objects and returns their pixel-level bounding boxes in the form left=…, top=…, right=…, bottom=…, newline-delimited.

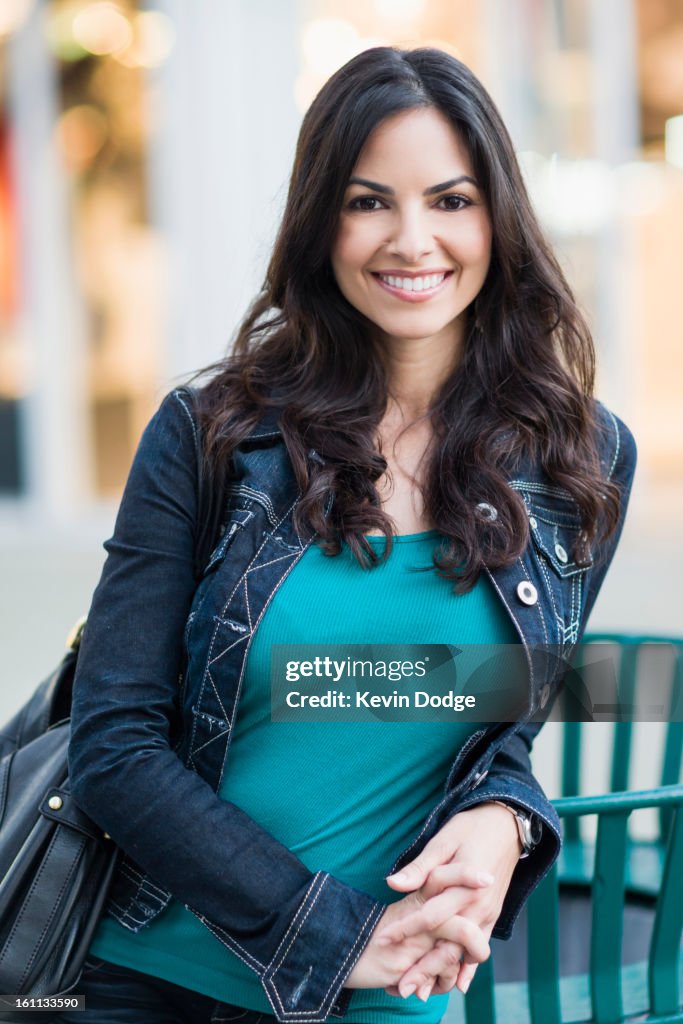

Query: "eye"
left=437, top=194, right=472, bottom=211
left=347, top=196, right=385, bottom=212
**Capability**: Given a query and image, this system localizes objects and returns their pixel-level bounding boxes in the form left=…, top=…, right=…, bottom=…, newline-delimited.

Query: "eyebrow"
left=347, top=174, right=479, bottom=195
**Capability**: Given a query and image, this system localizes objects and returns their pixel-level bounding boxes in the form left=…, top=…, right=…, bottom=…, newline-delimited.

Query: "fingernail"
left=387, top=871, right=408, bottom=882
left=478, top=871, right=495, bottom=884
left=418, top=984, right=432, bottom=1001
left=401, top=984, right=416, bottom=998
left=461, top=979, right=471, bottom=995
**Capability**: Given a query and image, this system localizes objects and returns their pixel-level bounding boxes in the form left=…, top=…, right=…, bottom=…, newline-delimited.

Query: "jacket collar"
left=242, top=407, right=282, bottom=442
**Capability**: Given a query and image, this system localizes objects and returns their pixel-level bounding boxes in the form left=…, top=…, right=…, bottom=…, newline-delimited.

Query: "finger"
left=456, top=960, right=479, bottom=995
left=385, top=836, right=461, bottom=892
left=417, top=980, right=435, bottom=1002
left=420, top=862, right=495, bottom=900
left=397, top=940, right=464, bottom=999
left=377, top=873, right=494, bottom=944
left=393, top=919, right=489, bottom=999
left=432, top=914, right=491, bottom=965
left=377, top=891, right=462, bottom=944
left=382, top=913, right=488, bottom=967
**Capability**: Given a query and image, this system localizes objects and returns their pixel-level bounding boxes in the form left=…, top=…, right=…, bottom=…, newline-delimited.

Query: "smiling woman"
left=330, top=106, right=494, bottom=536
left=62, top=46, right=636, bottom=1024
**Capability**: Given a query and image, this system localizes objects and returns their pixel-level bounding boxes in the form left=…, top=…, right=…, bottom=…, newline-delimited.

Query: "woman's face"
left=331, top=106, right=492, bottom=357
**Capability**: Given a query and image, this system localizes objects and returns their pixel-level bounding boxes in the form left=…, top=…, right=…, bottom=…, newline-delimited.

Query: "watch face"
left=529, top=815, right=543, bottom=846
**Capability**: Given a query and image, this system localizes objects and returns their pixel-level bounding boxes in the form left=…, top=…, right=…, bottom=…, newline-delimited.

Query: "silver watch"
left=491, top=801, right=543, bottom=858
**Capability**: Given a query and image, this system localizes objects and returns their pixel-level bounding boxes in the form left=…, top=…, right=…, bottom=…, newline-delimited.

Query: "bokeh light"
left=72, top=2, right=132, bottom=57
left=372, top=0, right=426, bottom=22
left=301, top=18, right=362, bottom=76
left=56, top=104, right=108, bottom=172
left=115, top=10, right=175, bottom=69
left=0, top=0, right=34, bottom=38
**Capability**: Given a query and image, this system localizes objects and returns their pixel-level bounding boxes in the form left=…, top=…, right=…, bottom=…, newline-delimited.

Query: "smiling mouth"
left=371, top=270, right=453, bottom=301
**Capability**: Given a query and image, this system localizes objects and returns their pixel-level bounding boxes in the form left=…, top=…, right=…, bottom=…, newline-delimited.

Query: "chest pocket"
left=516, top=483, right=594, bottom=647
left=526, top=503, right=593, bottom=578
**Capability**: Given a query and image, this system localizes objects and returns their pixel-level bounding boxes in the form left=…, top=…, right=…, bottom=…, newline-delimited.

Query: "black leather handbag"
left=0, top=386, right=229, bottom=1004
left=0, top=624, right=120, bottom=999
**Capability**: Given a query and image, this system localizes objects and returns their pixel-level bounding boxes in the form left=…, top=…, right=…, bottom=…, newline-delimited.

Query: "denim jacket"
left=68, top=387, right=637, bottom=1023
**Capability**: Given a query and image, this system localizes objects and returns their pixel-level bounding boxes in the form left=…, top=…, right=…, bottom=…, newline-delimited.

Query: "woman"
left=64, top=46, right=636, bottom=1024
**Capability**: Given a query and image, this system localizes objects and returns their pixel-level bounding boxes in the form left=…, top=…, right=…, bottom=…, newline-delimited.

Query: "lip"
left=371, top=270, right=453, bottom=303
left=371, top=268, right=454, bottom=278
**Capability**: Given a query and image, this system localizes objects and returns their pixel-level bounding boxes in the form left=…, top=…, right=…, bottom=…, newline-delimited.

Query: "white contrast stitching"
left=216, top=504, right=315, bottom=790
left=172, top=389, right=199, bottom=451
left=606, top=409, right=620, bottom=480
left=264, top=877, right=383, bottom=1018
left=246, top=553, right=299, bottom=574
left=186, top=907, right=265, bottom=971
left=208, top=633, right=251, bottom=668
left=268, top=874, right=324, bottom=972
left=536, top=553, right=562, bottom=646
left=509, top=480, right=576, bottom=500
left=118, top=869, right=168, bottom=904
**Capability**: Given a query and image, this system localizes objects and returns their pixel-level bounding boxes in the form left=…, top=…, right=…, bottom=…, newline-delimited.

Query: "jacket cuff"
left=443, top=778, right=561, bottom=941
left=261, top=872, right=385, bottom=1022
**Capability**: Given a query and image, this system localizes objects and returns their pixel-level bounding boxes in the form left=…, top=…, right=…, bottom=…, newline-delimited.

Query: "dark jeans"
left=52, top=957, right=277, bottom=1023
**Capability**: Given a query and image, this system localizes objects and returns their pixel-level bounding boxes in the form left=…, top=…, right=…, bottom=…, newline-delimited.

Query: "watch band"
left=491, top=800, right=542, bottom=859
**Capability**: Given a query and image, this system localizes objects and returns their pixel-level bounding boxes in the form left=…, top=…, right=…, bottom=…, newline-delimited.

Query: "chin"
left=376, top=319, right=453, bottom=341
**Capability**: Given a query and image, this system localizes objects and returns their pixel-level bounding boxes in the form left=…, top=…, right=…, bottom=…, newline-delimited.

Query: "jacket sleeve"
left=403, top=402, right=638, bottom=940
left=68, top=389, right=383, bottom=1024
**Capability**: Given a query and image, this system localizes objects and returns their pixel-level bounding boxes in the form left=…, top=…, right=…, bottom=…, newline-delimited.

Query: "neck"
left=377, top=320, right=465, bottom=419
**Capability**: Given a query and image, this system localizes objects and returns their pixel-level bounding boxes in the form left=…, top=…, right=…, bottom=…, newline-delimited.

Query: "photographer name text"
left=284, top=689, right=476, bottom=711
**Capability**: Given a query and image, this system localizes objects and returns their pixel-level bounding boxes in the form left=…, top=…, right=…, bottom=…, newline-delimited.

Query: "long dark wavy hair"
left=188, top=45, right=622, bottom=593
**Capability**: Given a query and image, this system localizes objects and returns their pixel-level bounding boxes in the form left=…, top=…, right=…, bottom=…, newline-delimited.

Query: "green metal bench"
left=560, top=635, right=683, bottom=896
left=442, top=785, right=683, bottom=1024
left=442, top=633, right=683, bottom=1024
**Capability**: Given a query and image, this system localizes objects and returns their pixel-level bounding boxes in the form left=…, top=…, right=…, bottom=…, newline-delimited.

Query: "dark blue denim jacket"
left=68, top=388, right=637, bottom=1023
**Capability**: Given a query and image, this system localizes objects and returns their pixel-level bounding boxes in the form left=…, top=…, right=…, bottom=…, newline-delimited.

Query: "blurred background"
left=0, top=0, right=682, bottom=798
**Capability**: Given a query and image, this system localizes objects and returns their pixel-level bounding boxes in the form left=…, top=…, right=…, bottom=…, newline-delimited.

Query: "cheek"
left=331, top=218, right=377, bottom=278
left=446, top=216, right=492, bottom=268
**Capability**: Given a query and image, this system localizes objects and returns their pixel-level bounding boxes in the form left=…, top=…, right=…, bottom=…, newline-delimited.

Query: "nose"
left=385, top=205, right=434, bottom=264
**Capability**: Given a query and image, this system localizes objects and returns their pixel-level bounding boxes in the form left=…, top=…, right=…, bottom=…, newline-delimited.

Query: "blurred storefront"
left=0, top=0, right=681, bottom=521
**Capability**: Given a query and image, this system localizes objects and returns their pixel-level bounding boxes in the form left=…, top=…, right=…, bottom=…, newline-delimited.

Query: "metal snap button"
left=539, top=684, right=551, bottom=709
left=528, top=516, right=538, bottom=530
left=476, top=502, right=498, bottom=522
left=554, top=543, right=568, bottom=563
left=516, top=581, right=538, bottom=606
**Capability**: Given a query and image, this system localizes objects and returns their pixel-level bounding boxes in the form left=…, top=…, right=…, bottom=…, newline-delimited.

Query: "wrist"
left=489, top=800, right=542, bottom=859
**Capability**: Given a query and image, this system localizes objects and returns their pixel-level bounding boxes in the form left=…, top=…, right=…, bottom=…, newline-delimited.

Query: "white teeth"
left=379, top=272, right=446, bottom=291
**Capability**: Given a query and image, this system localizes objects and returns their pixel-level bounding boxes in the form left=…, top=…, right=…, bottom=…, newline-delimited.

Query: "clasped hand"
left=345, top=802, right=522, bottom=1001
